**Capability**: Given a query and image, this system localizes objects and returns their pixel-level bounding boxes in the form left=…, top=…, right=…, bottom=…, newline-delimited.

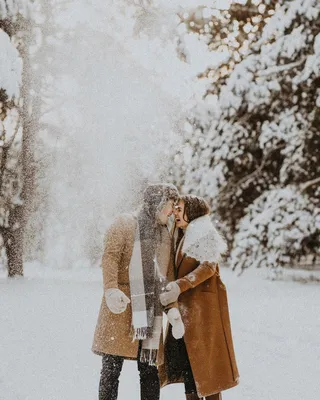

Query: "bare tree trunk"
left=3, top=205, right=24, bottom=277
left=20, top=17, right=37, bottom=253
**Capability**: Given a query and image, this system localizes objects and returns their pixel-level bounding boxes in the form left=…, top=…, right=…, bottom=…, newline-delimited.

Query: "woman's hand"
left=160, top=282, right=181, bottom=306
left=167, top=308, right=185, bottom=339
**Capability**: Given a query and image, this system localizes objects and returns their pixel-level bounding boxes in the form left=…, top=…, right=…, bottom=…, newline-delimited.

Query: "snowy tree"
left=230, top=186, right=320, bottom=272
left=0, top=1, right=32, bottom=276
left=170, top=0, right=320, bottom=272
left=168, top=0, right=278, bottom=195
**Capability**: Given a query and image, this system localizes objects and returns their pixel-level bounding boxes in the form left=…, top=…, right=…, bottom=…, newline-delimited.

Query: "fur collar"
left=181, top=215, right=228, bottom=264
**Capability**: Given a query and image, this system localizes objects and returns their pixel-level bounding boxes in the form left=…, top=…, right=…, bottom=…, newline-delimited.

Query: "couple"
left=92, top=184, right=239, bottom=400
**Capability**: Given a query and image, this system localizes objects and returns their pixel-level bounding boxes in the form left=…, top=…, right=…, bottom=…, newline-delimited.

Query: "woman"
left=159, top=195, right=239, bottom=400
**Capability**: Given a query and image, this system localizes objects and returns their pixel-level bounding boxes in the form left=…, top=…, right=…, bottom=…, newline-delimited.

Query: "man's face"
left=173, top=200, right=189, bottom=229
left=157, top=200, right=175, bottom=225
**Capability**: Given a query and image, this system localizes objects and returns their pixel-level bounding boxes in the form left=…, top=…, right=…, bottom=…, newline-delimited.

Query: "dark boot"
left=186, top=393, right=201, bottom=400
left=205, top=393, right=222, bottom=400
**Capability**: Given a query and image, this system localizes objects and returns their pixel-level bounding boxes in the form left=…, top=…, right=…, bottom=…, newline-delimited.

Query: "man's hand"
left=105, top=288, right=130, bottom=314
left=167, top=308, right=185, bottom=339
left=160, top=282, right=181, bottom=306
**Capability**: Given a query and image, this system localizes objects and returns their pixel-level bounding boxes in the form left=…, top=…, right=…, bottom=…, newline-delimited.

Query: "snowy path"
left=1, top=266, right=319, bottom=400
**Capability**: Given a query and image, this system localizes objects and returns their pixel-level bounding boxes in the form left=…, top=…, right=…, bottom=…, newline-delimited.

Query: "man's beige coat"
left=92, top=213, right=175, bottom=364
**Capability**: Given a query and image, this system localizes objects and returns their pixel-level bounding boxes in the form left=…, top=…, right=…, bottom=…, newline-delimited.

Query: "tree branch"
left=220, top=142, right=286, bottom=194
left=300, top=176, right=320, bottom=193
left=257, top=58, right=306, bottom=77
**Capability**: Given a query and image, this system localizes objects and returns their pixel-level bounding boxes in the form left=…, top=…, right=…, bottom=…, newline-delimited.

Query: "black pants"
left=99, top=346, right=160, bottom=400
left=177, top=339, right=197, bottom=395
left=164, top=326, right=197, bottom=395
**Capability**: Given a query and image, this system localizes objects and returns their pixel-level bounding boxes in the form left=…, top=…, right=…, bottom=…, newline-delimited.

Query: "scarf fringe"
left=139, top=348, right=158, bottom=366
left=133, top=327, right=149, bottom=340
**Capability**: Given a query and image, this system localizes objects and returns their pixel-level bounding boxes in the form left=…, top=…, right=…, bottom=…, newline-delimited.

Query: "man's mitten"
left=105, top=288, right=130, bottom=314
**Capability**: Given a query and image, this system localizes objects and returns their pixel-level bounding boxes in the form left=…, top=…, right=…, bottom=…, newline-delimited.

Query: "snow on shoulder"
left=181, top=215, right=228, bottom=264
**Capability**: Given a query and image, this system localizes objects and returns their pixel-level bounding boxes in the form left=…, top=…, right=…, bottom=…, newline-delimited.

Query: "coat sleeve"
left=101, top=216, right=126, bottom=292
left=176, top=261, right=217, bottom=293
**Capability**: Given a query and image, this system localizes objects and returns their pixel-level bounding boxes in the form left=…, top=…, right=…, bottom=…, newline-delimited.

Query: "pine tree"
left=170, top=0, right=320, bottom=272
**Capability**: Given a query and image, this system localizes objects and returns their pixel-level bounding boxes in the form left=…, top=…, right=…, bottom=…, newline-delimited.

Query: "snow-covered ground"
left=1, top=264, right=319, bottom=400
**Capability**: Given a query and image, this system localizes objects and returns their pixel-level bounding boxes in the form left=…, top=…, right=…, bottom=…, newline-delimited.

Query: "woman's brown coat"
left=159, top=247, right=239, bottom=397
left=92, top=213, right=175, bottom=364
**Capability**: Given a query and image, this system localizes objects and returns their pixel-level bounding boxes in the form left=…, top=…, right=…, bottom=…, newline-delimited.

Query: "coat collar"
left=175, top=235, right=185, bottom=267
left=181, top=215, right=227, bottom=264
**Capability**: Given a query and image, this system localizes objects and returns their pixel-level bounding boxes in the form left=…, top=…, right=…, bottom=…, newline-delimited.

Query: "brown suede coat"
left=159, top=247, right=239, bottom=397
left=92, top=213, right=175, bottom=364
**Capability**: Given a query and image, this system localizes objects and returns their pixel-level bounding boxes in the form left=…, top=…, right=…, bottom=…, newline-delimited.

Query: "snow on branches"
left=170, top=0, right=320, bottom=270
left=0, top=28, right=22, bottom=99
left=230, top=186, right=320, bottom=272
left=0, top=0, right=30, bottom=20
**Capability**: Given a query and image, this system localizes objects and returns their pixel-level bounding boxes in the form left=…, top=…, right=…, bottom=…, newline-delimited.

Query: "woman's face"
left=174, top=200, right=189, bottom=229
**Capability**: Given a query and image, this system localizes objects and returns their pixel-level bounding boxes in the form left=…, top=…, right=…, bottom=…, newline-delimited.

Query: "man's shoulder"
left=109, top=213, right=137, bottom=231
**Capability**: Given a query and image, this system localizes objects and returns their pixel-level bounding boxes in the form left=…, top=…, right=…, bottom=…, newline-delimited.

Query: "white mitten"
left=167, top=308, right=185, bottom=339
left=160, top=282, right=181, bottom=306
left=105, top=288, right=130, bottom=314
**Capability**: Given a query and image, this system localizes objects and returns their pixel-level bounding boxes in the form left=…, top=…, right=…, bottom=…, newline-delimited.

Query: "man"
left=92, top=184, right=185, bottom=400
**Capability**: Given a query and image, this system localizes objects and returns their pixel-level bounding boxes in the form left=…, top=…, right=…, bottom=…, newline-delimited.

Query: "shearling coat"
left=159, top=237, right=239, bottom=397
left=92, top=213, right=175, bottom=364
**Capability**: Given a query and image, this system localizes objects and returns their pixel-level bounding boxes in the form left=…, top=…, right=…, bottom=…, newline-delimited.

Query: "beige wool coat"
left=92, top=213, right=175, bottom=364
left=159, top=244, right=239, bottom=397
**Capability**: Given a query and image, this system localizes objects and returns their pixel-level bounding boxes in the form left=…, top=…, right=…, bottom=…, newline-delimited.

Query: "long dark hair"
left=180, top=195, right=210, bottom=224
